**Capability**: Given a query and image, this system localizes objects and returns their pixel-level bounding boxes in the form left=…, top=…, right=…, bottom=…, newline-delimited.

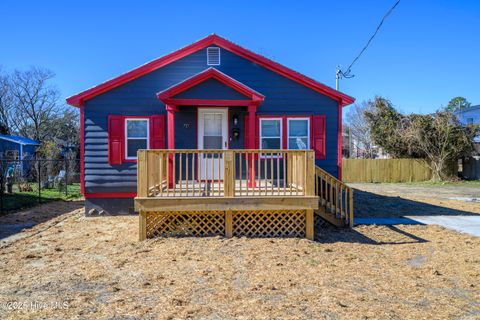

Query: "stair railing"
left=314, top=166, right=354, bottom=227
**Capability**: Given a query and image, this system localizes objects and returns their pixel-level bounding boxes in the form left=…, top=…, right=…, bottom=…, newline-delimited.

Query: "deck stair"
left=314, top=166, right=354, bottom=227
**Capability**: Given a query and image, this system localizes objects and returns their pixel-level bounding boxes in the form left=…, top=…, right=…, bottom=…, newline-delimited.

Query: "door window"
left=203, top=113, right=223, bottom=149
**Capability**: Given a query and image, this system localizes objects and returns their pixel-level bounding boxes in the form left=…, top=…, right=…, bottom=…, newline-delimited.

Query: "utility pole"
left=335, top=67, right=342, bottom=90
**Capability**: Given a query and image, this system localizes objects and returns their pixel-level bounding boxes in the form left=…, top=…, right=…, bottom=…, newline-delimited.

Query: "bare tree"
left=0, top=68, right=15, bottom=134
left=9, top=67, right=62, bottom=140
left=345, top=101, right=375, bottom=158
left=403, top=112, right=477, bottom=181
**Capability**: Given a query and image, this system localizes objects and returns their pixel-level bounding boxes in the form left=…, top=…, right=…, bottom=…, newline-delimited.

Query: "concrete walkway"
left=355, top=216, right=480, bottom=237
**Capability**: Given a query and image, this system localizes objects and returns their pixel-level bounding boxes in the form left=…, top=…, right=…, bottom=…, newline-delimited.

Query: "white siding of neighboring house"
left=455, top=105, right=480, bottom=143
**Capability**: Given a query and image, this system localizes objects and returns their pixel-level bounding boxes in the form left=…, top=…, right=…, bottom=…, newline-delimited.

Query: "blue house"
left=0, top=135, right=39, bottom=160
left=67, top=35, right=355, bottom=238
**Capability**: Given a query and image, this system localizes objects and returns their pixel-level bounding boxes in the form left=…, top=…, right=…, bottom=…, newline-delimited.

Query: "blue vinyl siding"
left=83, top=46, right=339, bottom=193
left=174, top=78, right=249, bottom=100
left=174, top=106, right=197, bottom=149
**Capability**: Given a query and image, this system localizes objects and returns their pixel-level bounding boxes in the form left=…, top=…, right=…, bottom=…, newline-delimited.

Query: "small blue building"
left=0, top=135, right=40, bottom=160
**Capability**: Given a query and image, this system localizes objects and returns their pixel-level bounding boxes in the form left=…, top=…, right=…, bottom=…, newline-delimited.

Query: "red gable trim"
left=66, top=34, right=355, bottom=108
left=158, top=68, right=265, bottom=103
left=163, top=99, right=256, bottom=107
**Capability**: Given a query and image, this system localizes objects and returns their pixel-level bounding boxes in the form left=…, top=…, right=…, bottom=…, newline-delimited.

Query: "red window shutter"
left=312, top=115, right=326, bottom=160
left=150, top=114, right=166, bottom=149
left=108, top=115, right=124, bottom=165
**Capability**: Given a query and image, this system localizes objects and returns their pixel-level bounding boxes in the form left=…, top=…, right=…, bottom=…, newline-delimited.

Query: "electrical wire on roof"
left=336, top=0, right=401, bottom=88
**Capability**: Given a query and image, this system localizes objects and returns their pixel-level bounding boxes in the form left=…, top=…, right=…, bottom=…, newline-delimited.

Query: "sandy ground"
left=351, top=183, right=480, bottom=218
left=0, top=201, right=479, bottom=319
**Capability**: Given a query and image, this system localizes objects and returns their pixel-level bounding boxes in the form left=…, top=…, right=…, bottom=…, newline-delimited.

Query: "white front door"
left=198, top=108, right=228, bottom=180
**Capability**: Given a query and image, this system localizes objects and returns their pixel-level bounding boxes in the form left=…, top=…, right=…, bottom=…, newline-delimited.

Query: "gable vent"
left=207, top=47, right=221, bottom=65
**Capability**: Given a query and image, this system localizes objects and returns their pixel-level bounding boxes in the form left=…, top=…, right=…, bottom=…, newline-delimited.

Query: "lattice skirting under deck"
left=232, top=210, right=306, bottom=238
left=141, top=210, right=310, bottom=239
left=144, top=211, right=225, bottom=238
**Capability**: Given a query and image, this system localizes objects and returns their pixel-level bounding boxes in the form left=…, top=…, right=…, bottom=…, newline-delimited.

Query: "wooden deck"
left=135, top=149, right=353, bottom=240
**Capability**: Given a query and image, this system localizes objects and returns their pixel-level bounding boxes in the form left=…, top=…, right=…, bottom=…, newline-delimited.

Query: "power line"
left=336, top=0, right=401, bottom=89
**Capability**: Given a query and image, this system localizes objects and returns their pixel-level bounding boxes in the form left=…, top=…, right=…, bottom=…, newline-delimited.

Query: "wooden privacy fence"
left=342, top=159, right=432, bottom=183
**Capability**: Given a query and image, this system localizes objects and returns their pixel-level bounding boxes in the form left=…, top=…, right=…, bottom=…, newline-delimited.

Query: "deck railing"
left=137, top=149, right=315, bottom=198
left=314, top=166, right=354, bottom=226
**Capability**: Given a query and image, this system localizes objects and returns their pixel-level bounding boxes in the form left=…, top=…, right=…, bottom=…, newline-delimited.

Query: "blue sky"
left=1, top=0, right=479, bottom=114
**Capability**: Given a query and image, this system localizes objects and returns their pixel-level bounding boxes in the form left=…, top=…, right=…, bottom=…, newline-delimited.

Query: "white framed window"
left=259, top=118, right=282, bottom=158
left=287, top=118, right=310, bottom=150
left=125, top=118, right=149, bottom=160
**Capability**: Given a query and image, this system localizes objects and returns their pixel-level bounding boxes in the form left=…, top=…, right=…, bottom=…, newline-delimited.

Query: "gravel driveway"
left=351, top=183, right=480, bottom=218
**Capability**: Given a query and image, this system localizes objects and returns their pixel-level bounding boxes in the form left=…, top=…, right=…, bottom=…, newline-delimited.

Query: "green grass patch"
left=1, top=183, right=82, bottom=214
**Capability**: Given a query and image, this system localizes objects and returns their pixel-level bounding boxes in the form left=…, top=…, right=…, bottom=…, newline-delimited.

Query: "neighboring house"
left=67, top=35, right=355, bottom=238
left=455, top=104, right=480, bottom=144
left=0, top=135, right=39, bottom=160
left=0, top=134, right=40, bottom=177
left=455, top=105, right=480, bottom=179
left=341, top=128, right=388, bottom=159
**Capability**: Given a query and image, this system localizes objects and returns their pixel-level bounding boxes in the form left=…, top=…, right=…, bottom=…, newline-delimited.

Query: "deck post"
left=224, top=150, right=235, bottom=197
left=349, top=189, right=354, bottom=228
left=225, top=210, right=233, bottom=238
left=137, top=150, right=148, bottom=197
left=306, top=209, right=314, bottom=240
left=305, top=151, right=315, bottom=196
left=139, top=211, right=147, bottom=241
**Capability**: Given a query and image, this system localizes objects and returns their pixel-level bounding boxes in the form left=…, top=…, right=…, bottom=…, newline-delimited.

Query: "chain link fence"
left=0, top=158, right=81, bottom=214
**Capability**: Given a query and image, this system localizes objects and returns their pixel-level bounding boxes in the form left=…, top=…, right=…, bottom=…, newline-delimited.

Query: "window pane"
left=261, top=120, right=281, bottom=137
left=127, top=139, right=147, bottom=158
left=289, top=120, right=308, bottom=137
left=127, top=120, right=148, bottom=138
left=261, top=137, right=281, bottom=149
left=289, top=137, right=308, bottom=150
left=203, top=136, right=222, bottom=149
left=204, top=113, right=222, bottom=136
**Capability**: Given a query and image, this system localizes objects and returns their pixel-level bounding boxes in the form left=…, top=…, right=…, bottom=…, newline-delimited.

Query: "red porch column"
left=166, top=104, right=178, bottom=188
left=247, top=104, right=256, bottom=187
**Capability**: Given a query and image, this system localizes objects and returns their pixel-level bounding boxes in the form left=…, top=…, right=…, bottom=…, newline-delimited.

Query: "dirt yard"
left=352, top=182, right=480, bottom=218
left=0, top=201, right=479, bottom=319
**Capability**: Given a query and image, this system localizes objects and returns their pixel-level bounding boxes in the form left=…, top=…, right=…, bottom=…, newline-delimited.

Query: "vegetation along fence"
left=0, top=158, right=81, bottom=214
left=342, top=158, right=434, bottom=183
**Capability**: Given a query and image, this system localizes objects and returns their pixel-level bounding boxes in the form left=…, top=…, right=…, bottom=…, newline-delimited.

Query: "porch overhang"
left=156, top=68, right=265, bottom=108
left=158, top=68, right=263, bottom=153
